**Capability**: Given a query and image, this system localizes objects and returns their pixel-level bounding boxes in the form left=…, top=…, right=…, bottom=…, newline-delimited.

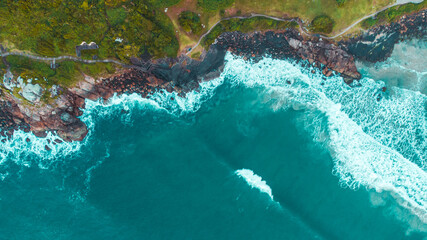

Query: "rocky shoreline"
left=0, top=9, right=426, bottom=143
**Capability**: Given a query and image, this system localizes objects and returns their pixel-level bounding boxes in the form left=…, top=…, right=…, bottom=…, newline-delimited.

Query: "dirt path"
left=186, top=0, right=421, bottom=54
left=0, top=51, right=153, bottom=72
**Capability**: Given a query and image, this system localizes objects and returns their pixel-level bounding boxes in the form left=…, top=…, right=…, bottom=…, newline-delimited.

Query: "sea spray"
left=148, top=76, right=225, bottom=115
left=235, top=168, right=274, bottom=201
left=0, top=50, right=425, bottom=235
left=357, top=39, right=427, bottom=94
left=221, top=53, right=427, bottom=231
left=0, top=74, right=225, bottom=170
left=0, top=130, right=84, bottom=169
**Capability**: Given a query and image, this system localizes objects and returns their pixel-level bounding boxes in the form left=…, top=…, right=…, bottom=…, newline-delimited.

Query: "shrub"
left=360, top=1, right=427, bottom=29
left=310, top=15, right=335, bottom=34
left=178, top=11, right=203, bottom=35
left=202, top=17, right=298, bottom=47
left=361, top=17, right=378, bottom=29
left=336, top=0, right=347, bottom=7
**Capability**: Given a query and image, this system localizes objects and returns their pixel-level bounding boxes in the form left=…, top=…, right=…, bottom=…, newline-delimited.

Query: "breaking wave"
left=357, top=39, right=427, bottom=94
left=0, top=51, right=425, bottom=233
left=222, top=53, right=427, bottom=231
left=0, top=130, right=84, bottom=170
left=235, top=168, right=274, bottom=201
left=0, top=75, right=224, bottom=169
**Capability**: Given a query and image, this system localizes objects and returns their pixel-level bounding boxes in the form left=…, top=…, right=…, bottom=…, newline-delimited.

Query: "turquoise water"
left=0, top=42, right=426, bottom=239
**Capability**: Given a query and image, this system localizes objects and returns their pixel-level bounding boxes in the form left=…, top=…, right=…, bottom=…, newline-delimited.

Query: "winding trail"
left=186, top=0, right=422, bottom=55
left=0, top=51, right=152, bottom=72
left=0, top=1, right=421, bottom=62
left=0, top=51, right=125, bottom=66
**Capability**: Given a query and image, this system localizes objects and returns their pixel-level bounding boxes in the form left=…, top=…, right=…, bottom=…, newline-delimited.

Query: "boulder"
left=21, top=83, right=44, bottom=102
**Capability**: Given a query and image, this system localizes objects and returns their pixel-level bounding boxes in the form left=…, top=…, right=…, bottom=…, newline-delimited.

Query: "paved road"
left=186, top=0, right=421, bottom=54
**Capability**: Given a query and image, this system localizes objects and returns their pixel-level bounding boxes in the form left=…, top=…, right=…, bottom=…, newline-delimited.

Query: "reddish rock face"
left=0, top=9, right=424, bottom=142
left=215, top=29, right=361, bottom=80
left=0, top=68, right=170, bottom=142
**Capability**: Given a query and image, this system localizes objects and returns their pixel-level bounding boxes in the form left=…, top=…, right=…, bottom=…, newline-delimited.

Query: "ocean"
left=0, top=40, right=426, bottom=240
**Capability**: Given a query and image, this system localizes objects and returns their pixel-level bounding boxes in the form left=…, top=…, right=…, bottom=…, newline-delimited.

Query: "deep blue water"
left=0, top=41, right=426, bottom=239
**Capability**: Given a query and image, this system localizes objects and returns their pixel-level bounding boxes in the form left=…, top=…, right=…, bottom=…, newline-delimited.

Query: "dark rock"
left=215, top=29, right=360, bottom=79
left=0, top=9, right=425, bottom=142
left=340, top=9, right=427, bottom=62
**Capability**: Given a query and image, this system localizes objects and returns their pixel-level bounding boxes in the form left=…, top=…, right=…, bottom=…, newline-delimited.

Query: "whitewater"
left=0, top=42, right=426, bottom=238
left=222, top=53, right=427, bottom=229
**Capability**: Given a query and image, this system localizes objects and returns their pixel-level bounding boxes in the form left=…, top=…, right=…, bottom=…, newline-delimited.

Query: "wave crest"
left=222, top=53, right=427, bottom=230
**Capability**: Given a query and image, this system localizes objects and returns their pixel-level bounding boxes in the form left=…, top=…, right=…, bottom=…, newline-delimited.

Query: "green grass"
left=336, top=0, right=347, bottom=7
left=233, top=0, right=394, bottom=32
left=147, top=0, right=182, bottom=8
left=361, top=0, right=427, bottom=29
left=197, top=0, right=235, bottom=12
left=0, top=0, right=179, bottom=60
left=191, top=51, right=202, bottom=59
left=107, top=7, right=128, bottom=27
left=1, top=0, right=425, bottom=99
left=4, top=56, right=117, bottom=90
left=0, top=0, right=178, bottom=99
left=80, top=49, right=100, bottom=60
left=202, top=17, right=298, bottom=47
left=0, top=60, right=5, bottom=72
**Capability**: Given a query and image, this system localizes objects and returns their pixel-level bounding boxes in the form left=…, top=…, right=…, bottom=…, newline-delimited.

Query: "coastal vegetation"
left=336, top=0, right=348, bottom=7
left=178, top=11, right=203, bottom=34
left=310, top=15, right=335, bottom=34
left=0, top=0, right=402, bottom=62
left=201, top=17, right=298, bottom=47
left=231, top=0, right=393, bottom=31
left=361, top=0, right=427, bottom=29
left=5, top=55, right=117, bottom=89
left=1, top=0, right=424, bottom=105
left=0, top=0, right=177, bottom=100
left=165, top=0, right=396, bottom=55
left=0, top=0, right=179, bottom=60
left=197, top=0, right=235, bottom=12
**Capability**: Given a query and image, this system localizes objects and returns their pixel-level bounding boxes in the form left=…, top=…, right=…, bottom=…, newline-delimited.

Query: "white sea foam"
left=148, top=76, right=225, bottom=115
left=0, top=130, right=84, bottom=169
left=0, top=75, right=224, bottom=171
left=235, top=168, right=274, bottom=201
left=222, top=53, right=427, bottom=230
left=357, top=39, right=427, bottom=94
left=81, top=75, right=224, bottom=125
left=1, top=49, right=425, bottom=232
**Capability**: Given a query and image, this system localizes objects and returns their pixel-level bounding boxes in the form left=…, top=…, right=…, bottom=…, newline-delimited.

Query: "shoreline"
left=0, top=8, right=426, bottom=142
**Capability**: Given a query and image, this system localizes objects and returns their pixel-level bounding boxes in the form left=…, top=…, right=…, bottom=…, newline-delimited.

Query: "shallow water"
left=0, top=41, right=426, bottom=239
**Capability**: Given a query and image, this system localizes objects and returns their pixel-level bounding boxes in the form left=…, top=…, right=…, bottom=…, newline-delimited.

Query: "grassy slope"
left=361, top=1, right=427, bottom=29
left=0, top=0, right=179, bottom=60
left=234, top=0, right=393, bottom=31
left=0, top=0, right=179, bottom=97
left=1, top=0, right=426, bottom=104
left=201, top=17, right=298, bottom=47
left=166, top=0, right=400, bottom=55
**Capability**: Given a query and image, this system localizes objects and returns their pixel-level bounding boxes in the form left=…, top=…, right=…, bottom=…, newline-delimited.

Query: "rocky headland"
left=0, top=9, right=426, bottom=143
